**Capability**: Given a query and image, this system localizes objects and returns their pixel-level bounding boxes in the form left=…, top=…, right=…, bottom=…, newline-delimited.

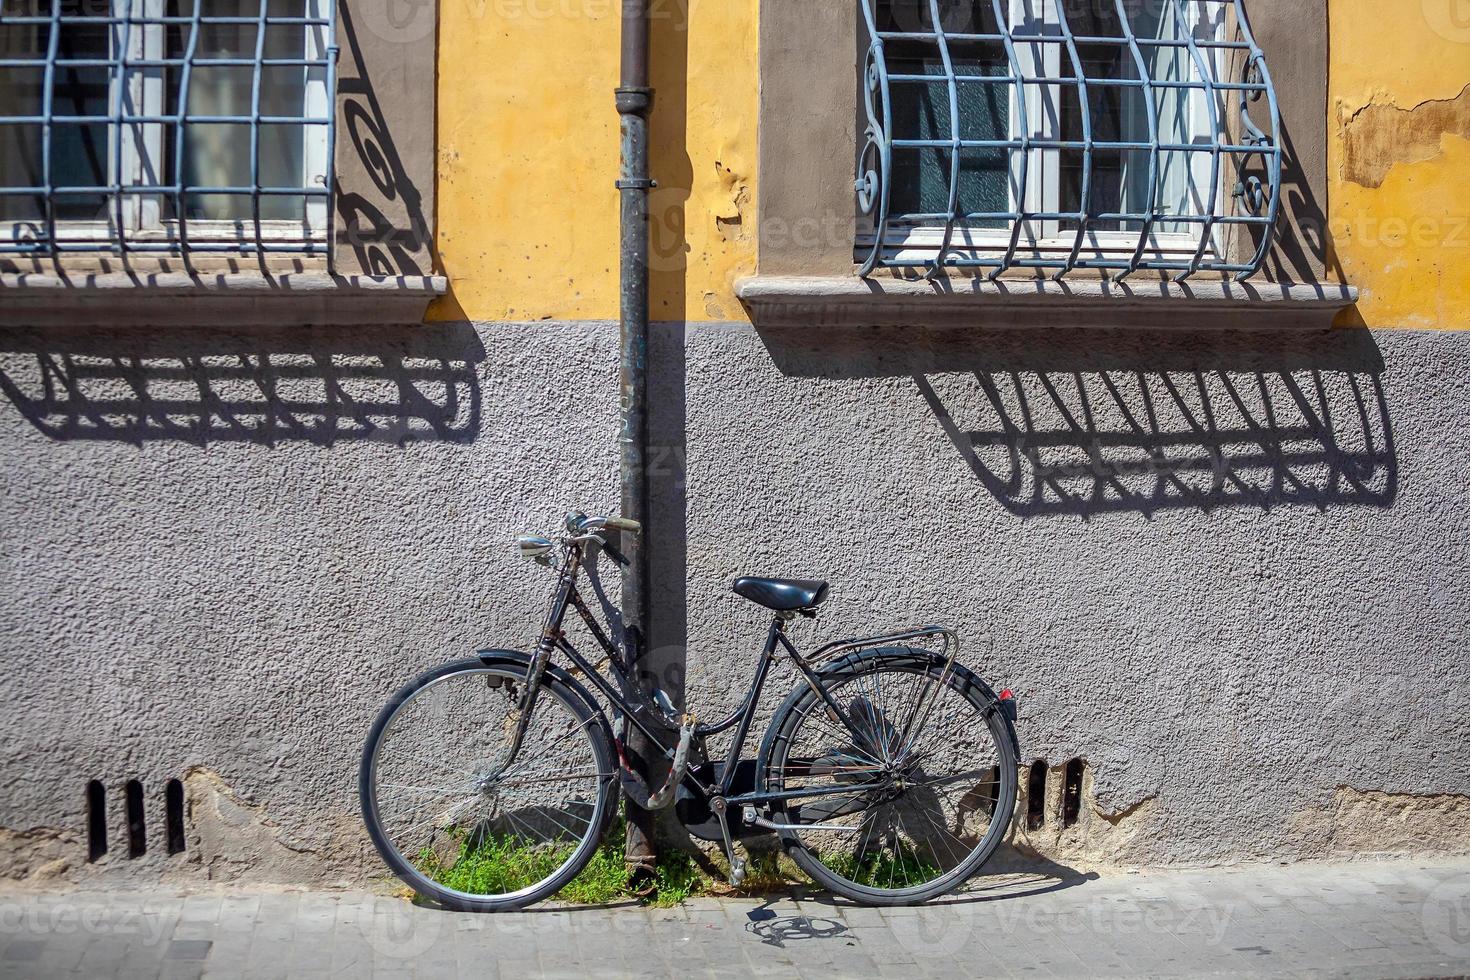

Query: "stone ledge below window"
left=0, top=272, right=448, bottom=327
left=734, top=275, right=1359, bottom=330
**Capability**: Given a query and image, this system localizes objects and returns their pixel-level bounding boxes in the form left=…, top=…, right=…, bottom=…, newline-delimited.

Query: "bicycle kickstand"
left=710, top=796, right=746, bottom=887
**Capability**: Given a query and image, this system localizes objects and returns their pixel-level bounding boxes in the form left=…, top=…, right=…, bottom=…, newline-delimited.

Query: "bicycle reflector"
left=998, top=689, right=1018, bottom=724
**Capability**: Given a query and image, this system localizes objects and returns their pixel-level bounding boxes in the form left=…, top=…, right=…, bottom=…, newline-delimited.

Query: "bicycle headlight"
left=515, top=534, right=555, bottom=564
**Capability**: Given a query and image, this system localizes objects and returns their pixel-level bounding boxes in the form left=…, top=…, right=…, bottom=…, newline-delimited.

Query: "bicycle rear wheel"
left=360, top=655, right=617, bottom=912
left=758, top=647, right=1018, bottom=905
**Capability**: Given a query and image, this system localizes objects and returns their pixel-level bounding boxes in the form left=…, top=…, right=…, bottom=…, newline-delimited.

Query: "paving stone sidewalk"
left=2, top=858, right=1469, bottom=978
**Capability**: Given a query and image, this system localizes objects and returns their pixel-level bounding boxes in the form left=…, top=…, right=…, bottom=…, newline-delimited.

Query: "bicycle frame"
left=498, top=540, right=962, bottom=811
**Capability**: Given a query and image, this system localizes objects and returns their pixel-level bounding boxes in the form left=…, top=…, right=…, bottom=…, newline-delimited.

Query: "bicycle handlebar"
left=566, top=512, right=642, bottom=536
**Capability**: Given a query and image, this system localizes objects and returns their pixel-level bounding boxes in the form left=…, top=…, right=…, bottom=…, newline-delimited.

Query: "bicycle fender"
left=756, top=646, right=1021, bottom=773
left=836, top=646, right=1022, bottom=761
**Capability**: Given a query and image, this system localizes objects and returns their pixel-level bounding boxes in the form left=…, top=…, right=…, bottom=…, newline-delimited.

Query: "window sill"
left=0, top=272, right=448, bottom=327
left=734, top=275, right=1359, bottom=330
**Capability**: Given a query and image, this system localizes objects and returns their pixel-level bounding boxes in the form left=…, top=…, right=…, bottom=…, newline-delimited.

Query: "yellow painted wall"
left=431, top=0, right=757, bottom=322
left=433, top=0, right=1468, bottom=329
left=1329, top=0, right=1470, bottom=329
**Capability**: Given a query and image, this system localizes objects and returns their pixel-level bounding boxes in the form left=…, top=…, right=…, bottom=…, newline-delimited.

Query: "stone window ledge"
left=735, top=275, right=1359, bottom=330
left=0, top=272, right=448, bottom=327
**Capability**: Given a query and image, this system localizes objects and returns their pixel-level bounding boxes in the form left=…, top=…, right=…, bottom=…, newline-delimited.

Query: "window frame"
left=855, top=0, right=1279, bottom=281
left=0, top=0, right=334, bottom=258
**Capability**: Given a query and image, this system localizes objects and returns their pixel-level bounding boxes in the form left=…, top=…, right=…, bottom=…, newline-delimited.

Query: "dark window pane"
left=877, top=0, right=998, bottom=34
left=878, top=1, right=1010, bottom=223
left=1057, top=5, right=1157, bottom=230
left=1056, top=2, right=1200, bottom=232
left=0, top=66, right=45, bottom=220
left=0, top=14, right=111, bottom=221
left=1057, top=0, right=1124, bottom=36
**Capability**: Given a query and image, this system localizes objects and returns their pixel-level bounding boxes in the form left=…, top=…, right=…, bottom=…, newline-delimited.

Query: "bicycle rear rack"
left=805, top=624, right=961, bottom=678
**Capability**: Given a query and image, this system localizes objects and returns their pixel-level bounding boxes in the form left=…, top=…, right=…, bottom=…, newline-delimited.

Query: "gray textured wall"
left=1, top=321, right=1467, bottom=881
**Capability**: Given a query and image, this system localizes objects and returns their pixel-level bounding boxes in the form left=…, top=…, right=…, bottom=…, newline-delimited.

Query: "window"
left=857, top=0, right=1281, bottom=280
left=0, top=0, right=333, bottom=260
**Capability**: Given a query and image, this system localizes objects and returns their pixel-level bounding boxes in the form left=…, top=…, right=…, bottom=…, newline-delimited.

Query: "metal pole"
left=616, top=0, right=657, bottom=877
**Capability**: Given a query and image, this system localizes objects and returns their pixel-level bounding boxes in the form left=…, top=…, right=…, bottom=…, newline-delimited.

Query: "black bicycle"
left=360, top=512, right=1019, bottom=911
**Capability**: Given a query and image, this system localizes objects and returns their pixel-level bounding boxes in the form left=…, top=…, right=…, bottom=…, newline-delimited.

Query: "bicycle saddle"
left=732, top=576, right=829, bottom=612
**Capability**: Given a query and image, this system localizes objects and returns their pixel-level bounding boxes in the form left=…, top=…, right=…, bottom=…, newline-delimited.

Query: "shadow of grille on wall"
left=753, top=325, right=1395, bottom=519
left=0, top=325, right=483, bottom=445
left=917, top=364, right=1394, bottom=516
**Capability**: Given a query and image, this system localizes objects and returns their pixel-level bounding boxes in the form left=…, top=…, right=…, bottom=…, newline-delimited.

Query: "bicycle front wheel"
left=360, top=655, right=617, bottom=912
left=758, top=647, right=1018, bottom=905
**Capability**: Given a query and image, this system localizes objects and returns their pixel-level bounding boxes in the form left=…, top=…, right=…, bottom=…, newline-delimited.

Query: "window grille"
left=0, top=0, right=335, bottom=262
left=856, top=0, right=1281, bottom=281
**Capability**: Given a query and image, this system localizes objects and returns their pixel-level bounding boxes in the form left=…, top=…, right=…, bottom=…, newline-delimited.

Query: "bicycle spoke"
left=389, top=794, right=484, bottom=840
left=501, top=805, right=549, bottom=845
left=377, top=746, right=481, bottom=778
left=495, top=714, right=604, bottom=780
left=366, top=665, right=613, bottom=905
left=907, top=768, right=997, bottom=791
left=490, top=770, right=613, bottom=789
left=791, top=701, right=885, bottom=770
left=378, top=781, right=477, bottom=796
left=771, top=659, right=1010, bottom=897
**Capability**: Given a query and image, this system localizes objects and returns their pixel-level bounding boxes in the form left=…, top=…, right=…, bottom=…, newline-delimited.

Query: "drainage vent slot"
left=165, top=779, right=186, bottom=855
left=1026, top=760, right=1047, bottom=830
left=124, top=779, right=147, bottom=859
left=1062, top=759, right=1084, bottom=828
left=86, top=780, right=107, bottom=862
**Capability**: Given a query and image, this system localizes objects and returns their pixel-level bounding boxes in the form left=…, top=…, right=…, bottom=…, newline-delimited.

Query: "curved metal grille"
left=0, top=0, right=336, bottom=261
left=857, top=0, right=1280, bottom=281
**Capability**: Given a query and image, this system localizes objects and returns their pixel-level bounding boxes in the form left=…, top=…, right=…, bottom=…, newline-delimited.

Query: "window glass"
left=0, top=0, right=324, bottom=234
left=164, top=0, right=308, bottom=221
left=1057, top=2, right=1204, bottom=233
left=868, top=0, right=1220, bottom=240
left=0, top=1, right=111, bottom=221
left=880, top=1, right=1010, bottom=225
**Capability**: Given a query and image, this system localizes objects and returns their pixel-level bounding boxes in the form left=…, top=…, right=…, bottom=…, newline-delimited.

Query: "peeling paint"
left=1008, top=763, right=1162, bottom=869
left=0, top=827, right=76, bottom=882
left=1329, top=0, right=1470, bottom=329
left=1341, top=84, right=1470, bottom=189
left=1317, top=786, right=1470, bottom=857
left=713, top=160, right=752, bottom=247
left=1095, top=794, right=1159, bottom=827
left=184, top=769, right=367, bottom=885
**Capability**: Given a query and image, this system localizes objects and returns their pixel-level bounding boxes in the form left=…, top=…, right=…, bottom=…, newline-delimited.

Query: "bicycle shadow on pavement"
left=792, top=851, right=1097, bottom=912
left=744, top=899, right=848, bottom=948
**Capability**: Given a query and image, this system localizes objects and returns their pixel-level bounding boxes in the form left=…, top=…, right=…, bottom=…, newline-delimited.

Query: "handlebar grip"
left=600, top=516, right=642, bottom=533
